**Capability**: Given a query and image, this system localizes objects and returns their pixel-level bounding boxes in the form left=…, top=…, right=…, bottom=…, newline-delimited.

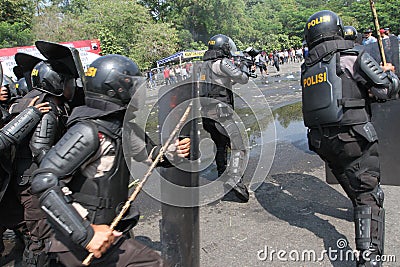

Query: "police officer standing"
left=200, top=34, right=250, bottom=202
left=31, top=54, right=190, bottom=266
left=302, top=10, right=399, bottom=267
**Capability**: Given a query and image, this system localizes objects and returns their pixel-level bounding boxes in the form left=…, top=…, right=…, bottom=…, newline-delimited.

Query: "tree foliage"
left=1, top=0, right=400, bottom=69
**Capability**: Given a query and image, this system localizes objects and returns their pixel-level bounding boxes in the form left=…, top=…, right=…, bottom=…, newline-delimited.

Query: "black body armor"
left=199, top=60, right=234, bottom=105
left=301, top=40, right=393, bottom=128
left=68, top=118, right=130, bottom=225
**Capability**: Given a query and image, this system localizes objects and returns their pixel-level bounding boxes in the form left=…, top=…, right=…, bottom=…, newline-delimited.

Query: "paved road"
left=2, top=61, right=399, bottom=267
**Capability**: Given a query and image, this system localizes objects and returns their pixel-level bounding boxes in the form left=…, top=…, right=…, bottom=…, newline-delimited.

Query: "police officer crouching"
left=302, top=10, right=399, bottom=267
left=200, top=34, right=250, bottom=202
left=31, top=54, right=190, bottom=266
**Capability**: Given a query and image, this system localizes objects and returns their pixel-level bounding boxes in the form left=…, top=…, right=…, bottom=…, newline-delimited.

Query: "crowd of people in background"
left=146, top=62, right=193, bottom=89
left=145, top=25, right=400, bottom=89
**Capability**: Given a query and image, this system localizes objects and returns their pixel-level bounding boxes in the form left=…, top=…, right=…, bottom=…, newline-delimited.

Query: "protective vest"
left=302, top=40, right=369, bottom=127
left=68, top=118, right=130, bottom=225
left=199, top=60, right=234, bottom=105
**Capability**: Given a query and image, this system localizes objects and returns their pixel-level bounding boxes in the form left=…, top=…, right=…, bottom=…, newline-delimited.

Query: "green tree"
left=0, top=0, right=34, bottom=47
left=31, top=0, right=179, bottom=69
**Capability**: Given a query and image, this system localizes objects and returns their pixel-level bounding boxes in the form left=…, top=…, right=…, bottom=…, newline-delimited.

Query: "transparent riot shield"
left=123, top=61, right=276, bottom=266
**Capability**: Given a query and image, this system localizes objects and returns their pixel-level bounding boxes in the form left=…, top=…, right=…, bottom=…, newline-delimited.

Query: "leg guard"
left=354, top=205, right=385, bottom=267
left=224, top=150, right=249, bottom=202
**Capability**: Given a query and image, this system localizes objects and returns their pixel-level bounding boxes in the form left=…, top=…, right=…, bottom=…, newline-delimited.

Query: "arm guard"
left=29, top=112, right=58, bottom=164
left=359, top=53, right=399, bottom=99
left=31, top=121, right=99, bottom=248
left=0, top=106, right=42, bottom=151
left=219, top=58, right=249, bottom=85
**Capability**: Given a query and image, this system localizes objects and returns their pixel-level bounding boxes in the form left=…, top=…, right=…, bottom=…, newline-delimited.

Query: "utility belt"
left=309, top=122, right=378, bottom=147
left=315, top=125, right=353, bottom=137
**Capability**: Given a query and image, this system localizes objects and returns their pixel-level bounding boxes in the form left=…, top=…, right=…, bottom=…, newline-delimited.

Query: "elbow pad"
left=0, top=106, right=42, bottom=145
left=360, top=53, right=391, bottom=87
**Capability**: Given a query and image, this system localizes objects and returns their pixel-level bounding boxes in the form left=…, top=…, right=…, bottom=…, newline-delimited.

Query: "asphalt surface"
left=2, top=61, right=400, bottom=267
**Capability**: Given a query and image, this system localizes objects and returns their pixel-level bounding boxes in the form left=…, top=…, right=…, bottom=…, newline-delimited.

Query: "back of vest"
left=199, top=60, right=233, bottom=105
left=302, top=53, right=343, bottom=127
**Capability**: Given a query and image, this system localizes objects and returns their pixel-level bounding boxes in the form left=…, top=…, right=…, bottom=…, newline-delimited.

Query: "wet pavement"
left=2, top=61, right=400, bottom=266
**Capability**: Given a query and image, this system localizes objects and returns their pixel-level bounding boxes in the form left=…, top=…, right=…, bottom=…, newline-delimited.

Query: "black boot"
left=224, top=176, right=249, bottom=202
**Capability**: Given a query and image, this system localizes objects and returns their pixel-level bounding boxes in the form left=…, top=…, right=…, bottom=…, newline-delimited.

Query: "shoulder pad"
left=39, top=121, right=99, bottom=176
left=359, top=53, right=390, bottom=86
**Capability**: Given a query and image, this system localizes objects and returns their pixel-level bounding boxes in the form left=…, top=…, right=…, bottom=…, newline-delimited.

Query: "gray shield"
left=362, top=36, right=400, bottom=77
left=371, top=99, right=400, bottom=185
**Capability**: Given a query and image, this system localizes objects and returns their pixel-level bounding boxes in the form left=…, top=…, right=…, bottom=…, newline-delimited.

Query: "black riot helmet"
left=15, top=78, right=29, bottom=96
left=207, top=34, right=238, bottom=57
left=31, top=61, right=76, bottom=100
left=343, top=26, right=357, bottom=41
left=304, top=10, right=344, bottom=49
left=85, top=54, right=142, bottom=108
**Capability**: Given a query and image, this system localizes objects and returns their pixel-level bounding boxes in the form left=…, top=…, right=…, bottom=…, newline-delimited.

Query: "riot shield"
left=371, top=99, right=400, bottom=185
left=35, top=40, right=86, bottom=90
left=362, top=36, right=400, bottom=76
left=14, top=53, right=42, bottom=91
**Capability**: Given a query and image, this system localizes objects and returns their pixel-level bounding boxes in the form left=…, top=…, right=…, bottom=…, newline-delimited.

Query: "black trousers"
left=308, top=125, right=382, bottom=248
left=202, top=117, right=230, bottom=176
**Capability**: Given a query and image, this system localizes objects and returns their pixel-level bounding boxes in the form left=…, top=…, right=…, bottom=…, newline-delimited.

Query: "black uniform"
left=0, top=105, right=44, bottom=254
left=200, top=34, right=250, bottom=202
left=302, top=10, right=399, bottom=267
left=9, top=89, right=69, bottom=266
left=31, top=54, right=166, bottom=267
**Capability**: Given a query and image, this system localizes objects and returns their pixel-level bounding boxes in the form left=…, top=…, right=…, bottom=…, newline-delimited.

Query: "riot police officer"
left=344, top=25, right=358, bottom=41
left=0, top=95, right=50, bottom=257
left=200, top=34, right=250, bottom=202
left=10, top=60, right=75, bottom=266
left=31, top=54, right=189, bottom=266
left=302, top=10, right=399, bottom=267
